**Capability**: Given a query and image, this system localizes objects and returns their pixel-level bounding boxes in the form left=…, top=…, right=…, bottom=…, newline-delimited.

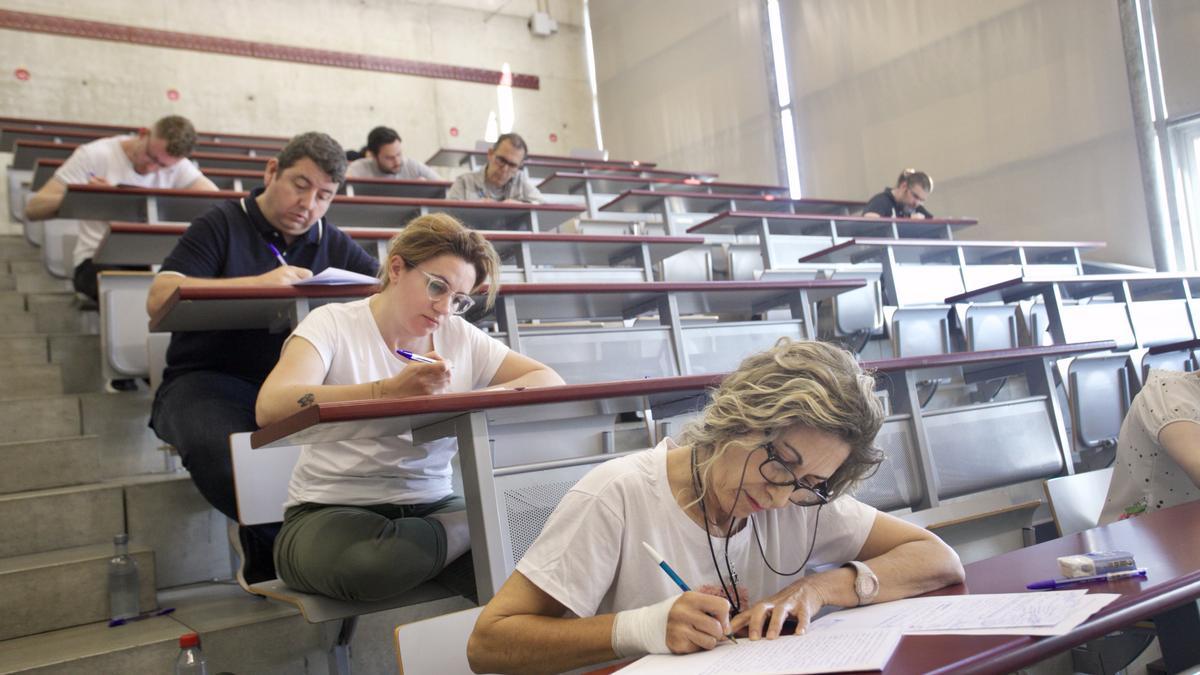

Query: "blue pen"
left=642, top=542, right=737, bottom=643
left=108, top=606, right=175, bottom=627
left=1026, top=567, right=1148, bottom=590
left=267, top=243, right=288, bottom=267
left=396, top=349, right=439, bottom=365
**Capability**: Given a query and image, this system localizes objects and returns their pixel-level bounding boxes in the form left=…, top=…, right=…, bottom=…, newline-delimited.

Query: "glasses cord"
left=692, top=448, right=743, bottom=615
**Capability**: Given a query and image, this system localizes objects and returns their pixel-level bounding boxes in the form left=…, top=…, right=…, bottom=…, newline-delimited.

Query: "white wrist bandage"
left=611, top=595, right=676, bottom=657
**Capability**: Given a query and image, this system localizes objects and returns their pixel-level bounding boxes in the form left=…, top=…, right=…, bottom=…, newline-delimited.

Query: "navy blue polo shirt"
left=158, top=187, right=380, bottom=385
left=863, top=186, right=933, bottom=219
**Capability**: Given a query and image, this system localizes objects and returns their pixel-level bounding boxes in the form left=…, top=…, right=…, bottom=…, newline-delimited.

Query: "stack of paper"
left=293, top=268, right=380, bottom=286
left=622, top=591, right=1117, bottom=673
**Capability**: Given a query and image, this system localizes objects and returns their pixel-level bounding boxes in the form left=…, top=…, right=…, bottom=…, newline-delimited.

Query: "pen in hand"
left=396, top=349, right=439, bottom=365
left=642, top=541, right=737, bottom=644
left=267, top=243, right=288, bottom=268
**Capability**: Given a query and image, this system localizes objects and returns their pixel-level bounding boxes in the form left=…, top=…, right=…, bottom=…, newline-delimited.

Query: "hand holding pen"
left=379, top=349, right=451, bottom=397
left=257, top=242, right=312, bottom=285
left=642, top=542, right=738, bottom=647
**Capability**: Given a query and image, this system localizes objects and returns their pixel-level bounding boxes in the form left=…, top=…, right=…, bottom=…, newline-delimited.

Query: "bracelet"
left=611, top=594, right=676, bottom=657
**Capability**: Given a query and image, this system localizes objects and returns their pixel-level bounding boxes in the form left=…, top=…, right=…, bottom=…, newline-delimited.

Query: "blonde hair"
left=380, top=213, right=501, bottom=308
left=682, top=338, right=885, bottom=501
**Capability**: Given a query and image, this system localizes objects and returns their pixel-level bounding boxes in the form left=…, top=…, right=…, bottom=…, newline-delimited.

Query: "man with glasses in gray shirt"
left=447, top=132, right=543, bottom=203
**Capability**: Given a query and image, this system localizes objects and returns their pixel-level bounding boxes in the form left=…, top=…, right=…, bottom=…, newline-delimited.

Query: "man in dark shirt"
left=147, top=132, right=379, bottom=585
left=863, top=169, right=934, bottom=219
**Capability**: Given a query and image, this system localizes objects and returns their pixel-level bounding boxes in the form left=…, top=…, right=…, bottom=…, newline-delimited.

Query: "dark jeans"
left=72, top=258, right=149, bottom=303
left=150, top=370, right=279, bottom=581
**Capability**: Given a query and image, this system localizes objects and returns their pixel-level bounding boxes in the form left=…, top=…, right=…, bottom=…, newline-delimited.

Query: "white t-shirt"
left=284, top=297, right=510, bottom=507
left=54, top=135, right=203, bottom=266
left=516, top=438, right=877, bottom=618
left=1099, top=369, right=1200, bottom=525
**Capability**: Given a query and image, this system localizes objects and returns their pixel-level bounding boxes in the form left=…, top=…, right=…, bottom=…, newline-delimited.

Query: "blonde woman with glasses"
left=255, top=213, right=563, bottom=602
left=468, top=339, right=964, bottom=675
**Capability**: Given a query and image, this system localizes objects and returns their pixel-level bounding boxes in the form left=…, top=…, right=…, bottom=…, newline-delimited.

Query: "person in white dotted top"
left=1099, top=369, right=1200, bottom=525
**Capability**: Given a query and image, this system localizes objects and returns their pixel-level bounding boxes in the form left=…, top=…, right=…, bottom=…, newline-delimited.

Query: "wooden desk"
left=945, top=273, right=1200, bottom=349
left=798, top=238, right=1104, bottom=307
left=249, top=341, right=1115, bottom=606
left=0, top=115, right=289, bottom=145
left=12, top=139, right=274, bottom=171
left=56, top=185, right=585, bottom=231
left=4, top=131, right=278, bottom=158
left=599, top=190, right=865, bottom=235
left=32, top=159, right=265, bottom=192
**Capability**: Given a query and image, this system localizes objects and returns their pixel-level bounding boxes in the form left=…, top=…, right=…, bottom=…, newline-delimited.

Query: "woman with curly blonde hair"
left=468, top=338, right=964, bottom=675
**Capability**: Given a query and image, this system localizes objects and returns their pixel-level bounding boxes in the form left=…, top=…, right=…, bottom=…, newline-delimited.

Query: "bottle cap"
left=179, top=632, right=201, bottom=649
left=113, top=533, right=129, bottom=545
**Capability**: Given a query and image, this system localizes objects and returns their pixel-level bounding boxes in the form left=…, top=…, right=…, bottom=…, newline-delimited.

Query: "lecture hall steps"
left=0, top=235, right=470, bottom=673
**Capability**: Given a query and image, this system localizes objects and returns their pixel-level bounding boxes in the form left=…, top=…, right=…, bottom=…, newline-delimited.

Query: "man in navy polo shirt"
left=147, top=132, right=379, bottom=585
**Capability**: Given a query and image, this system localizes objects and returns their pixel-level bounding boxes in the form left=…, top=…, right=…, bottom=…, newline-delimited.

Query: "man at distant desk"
left=863, top=169, right=933, bottom=219
left=447, top=132, right=544, bottom=203
left=345, top=126, right=441, bottom=180
left=147, top=132, right=379, bottom=586
left=23, top=115, right=219, bottom=301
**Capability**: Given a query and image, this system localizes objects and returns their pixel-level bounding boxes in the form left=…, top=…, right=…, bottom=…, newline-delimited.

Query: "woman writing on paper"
left=255, top=213, right=564, bottom=602
left=468, top=339, right=964, bottom=674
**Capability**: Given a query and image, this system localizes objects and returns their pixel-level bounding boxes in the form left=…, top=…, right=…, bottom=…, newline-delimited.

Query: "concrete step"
left=0, top=542, right=156, bottom=641
left=24, top=292, right=77, bottom=315
left=49, top=334, right=101, bottom=393
left=14, top=274, right=70, bottom=294
left=123, top=474, right=231, bottom=588
left=0, top=395, right=81, bottom=443
left=0, top=335, right=47, bottom=365
left=0, top=276, right=15, bottom=291
left=0, top=236, right=41, bottom=261
left=0, top=312, right=38, bottom=333
left=0, top=483, right=123, bottom=558
left=33, top=310, right=96, bottom=335
left=0, top=292, right=25, bottom=313
left=0, top=435, right=99, bottom=495
left=79, top=391, right=173, bottom=479
left=0, top=615, right=182, bottom=675
left=2, top=364, right=64, bottom=399
left=6, top=260, right=48, bottom=276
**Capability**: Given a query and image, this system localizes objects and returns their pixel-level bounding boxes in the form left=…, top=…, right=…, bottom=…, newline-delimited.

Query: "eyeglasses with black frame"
left=418, top=269, right=475, bottom=315
left=758, top=442, right=831, bottom=506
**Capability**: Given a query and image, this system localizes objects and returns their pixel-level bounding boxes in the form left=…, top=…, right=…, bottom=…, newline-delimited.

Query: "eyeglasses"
left=758, top=443, right=831, bottom=506
left=419, top=270, right=475, bottom=315
left=492, top=153, right=523, bottom=171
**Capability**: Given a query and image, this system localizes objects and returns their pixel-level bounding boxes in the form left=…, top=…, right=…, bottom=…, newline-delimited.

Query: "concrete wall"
left=0, top=0, right=596, bottom=165
left=589, top=0, right=777, bottom=184
left=783, top=0, right=1150, bottom=266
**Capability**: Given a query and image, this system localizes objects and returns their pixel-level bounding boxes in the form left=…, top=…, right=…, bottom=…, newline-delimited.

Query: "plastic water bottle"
left=107, top=533, right=139, bottom=621
left=174, top=632, right=209, bottom=674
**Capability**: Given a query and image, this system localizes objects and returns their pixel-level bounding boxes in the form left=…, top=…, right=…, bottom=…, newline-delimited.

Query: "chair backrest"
left=964, top=304, right=1019, bottom=352
left=1043, top=468, right=1114, bottom=536
left=98, top=271, right=155, bottom=379
left=394, top=606, right=484, bottom=675
left=229, top=432, right=300, bottom=525
left=1067, top=355, right=1132, bottom=450
left=891, top=306, right=952, bottom=357
left=1127, top=299, right=1195, bottom=348
left=1059, top=302, right=1137, bottom=349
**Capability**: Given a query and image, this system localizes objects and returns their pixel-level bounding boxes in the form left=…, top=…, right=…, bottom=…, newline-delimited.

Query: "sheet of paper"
left=292, top=267, right=379, bottom=286
left=619, top=628, right=901, bottom=675
left=809, top=590, right=1118, bottom=637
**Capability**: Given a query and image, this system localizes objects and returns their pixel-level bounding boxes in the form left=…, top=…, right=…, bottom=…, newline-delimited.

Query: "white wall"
left=0, top=0, right=596, bottom=164
left=589, top=0, right=777, bottom=184
left=782, top=0, right=1151, bottom=266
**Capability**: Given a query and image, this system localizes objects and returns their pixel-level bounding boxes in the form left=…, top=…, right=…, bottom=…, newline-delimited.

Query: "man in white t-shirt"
left=24, top=115, right=218, bottom=301
left=345, top=126, right=441, bottom=181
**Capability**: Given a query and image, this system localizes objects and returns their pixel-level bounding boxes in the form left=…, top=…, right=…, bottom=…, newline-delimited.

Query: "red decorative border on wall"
left=0, top=8, right=539, bottom=90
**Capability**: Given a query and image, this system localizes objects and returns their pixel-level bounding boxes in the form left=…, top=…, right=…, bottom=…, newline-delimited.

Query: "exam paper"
left=292, top=268, right=380, bottom=286
left=619, top=628, right=901, bottom=675
left=809, top=590, right=1118, bottom=637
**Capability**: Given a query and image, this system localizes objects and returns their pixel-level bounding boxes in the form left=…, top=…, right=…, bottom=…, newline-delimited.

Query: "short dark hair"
left=152, top=115, right=197, bottom=158
left=896, top=169, right=933, bottom=193
left=366, top=126, right=401, bottom=156
left=276, top=132, right=347, bottom=184
left=493, top=132, right=528, bottom=155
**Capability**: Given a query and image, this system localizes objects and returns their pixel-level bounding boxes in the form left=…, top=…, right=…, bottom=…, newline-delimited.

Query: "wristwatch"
left=843, top=560, right=879, bottom=606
